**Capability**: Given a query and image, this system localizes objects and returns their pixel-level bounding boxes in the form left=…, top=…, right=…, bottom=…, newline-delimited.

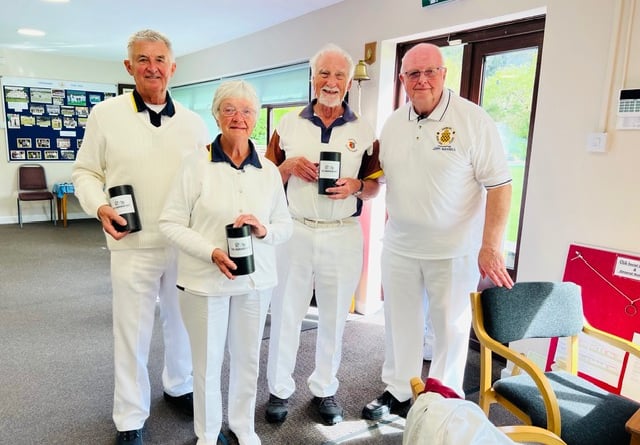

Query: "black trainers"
left=362, top=391, right=411, bottom=420
left=217, top=431, right=229, bottom=445
left=313, top=395, right=344, bottom=425
left=265, top=394, right=289, bottom=423
left=116, top=429, right=142, bottom=445
left=163, top=391, right=194, bottom=417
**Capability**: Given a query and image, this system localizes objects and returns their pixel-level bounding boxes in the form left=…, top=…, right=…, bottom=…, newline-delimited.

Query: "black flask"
left=225, top=224, right=255, bottom=275
left=108, top=184, right=141, bottom=233
left=318, top=151, right=341, bottom=195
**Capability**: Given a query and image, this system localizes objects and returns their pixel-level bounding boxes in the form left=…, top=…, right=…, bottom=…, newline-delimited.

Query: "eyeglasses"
left=220, top=106, right=256, bottom=118
left=403, top=67, right=445, bottom=81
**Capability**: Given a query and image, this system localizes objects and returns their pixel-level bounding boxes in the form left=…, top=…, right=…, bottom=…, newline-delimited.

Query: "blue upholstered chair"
left=471, top=281, right=640, bottom=445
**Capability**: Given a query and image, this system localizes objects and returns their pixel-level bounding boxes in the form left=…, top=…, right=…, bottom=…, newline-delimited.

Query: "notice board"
left=547, top=243, right=640, bottom=401
left=2, top=76, right=117, bottom=162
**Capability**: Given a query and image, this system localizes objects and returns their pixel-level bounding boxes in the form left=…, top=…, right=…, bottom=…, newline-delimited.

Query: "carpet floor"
left=0, top=219, right=518, bottom=444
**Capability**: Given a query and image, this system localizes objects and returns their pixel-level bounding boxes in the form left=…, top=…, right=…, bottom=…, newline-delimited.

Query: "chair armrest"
left=498, top=425, right=567, bottom=445
left=410, top=376, right=425, bottom=401
left=483, top=338, right=561, bottom=433
left=583, top=322, right=640, bottom=358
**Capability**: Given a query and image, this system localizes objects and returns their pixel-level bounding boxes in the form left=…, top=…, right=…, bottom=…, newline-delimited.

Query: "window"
left=257, top=103, right=306, bottom=154
left=395, top=16, right=545, bottom=279
left=171, top=63, right=311, bottom=152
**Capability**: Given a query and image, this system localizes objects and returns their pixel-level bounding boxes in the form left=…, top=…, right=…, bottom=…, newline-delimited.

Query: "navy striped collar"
left=132, top=89, right=175, bottom=117
left=299, top=99, right=357, bottom=124
left=209, top=134, right=262, bottom=170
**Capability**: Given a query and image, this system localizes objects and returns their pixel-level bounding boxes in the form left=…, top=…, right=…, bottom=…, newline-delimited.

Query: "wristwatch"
left=353, top=179, right=364, bottom=197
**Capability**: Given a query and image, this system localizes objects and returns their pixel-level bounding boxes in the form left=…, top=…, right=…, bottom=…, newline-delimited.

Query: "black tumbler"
left=225, top=224, right=255, bottom=275
left=108, top=184, right=141, bottom=233
left=318, top=151, right=341, bottom=195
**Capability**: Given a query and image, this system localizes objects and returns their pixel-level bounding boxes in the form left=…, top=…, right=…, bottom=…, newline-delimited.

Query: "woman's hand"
left=211, top=248, right=236, bottom=280
left=233, top=214, right=267, bottom=238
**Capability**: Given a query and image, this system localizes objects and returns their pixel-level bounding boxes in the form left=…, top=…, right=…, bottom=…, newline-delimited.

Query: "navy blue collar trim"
left=210, top=134, right=262, bottom=170
left=132, top=89, right=175, bottom=117
left=299, top=99, right=357, bottom=143
left=299, top=99, right=357, bottom=122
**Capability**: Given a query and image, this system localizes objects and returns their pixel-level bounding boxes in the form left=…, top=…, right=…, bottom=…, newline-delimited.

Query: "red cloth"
left=421, top=377, right=463, bottom=399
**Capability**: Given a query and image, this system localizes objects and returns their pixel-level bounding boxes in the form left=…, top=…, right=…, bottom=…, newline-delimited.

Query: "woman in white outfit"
left=159, top=80, right=292, bottom=445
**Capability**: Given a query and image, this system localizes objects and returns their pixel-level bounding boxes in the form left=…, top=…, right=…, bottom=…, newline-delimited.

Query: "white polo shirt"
left=271, top=102, right=377, bottom=221
left=379, top=89, right=511, bottom=259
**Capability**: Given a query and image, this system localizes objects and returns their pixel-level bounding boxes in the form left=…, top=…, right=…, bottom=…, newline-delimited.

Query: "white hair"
left=127, top=29, right=173, bottom=61
left=309, top=43, right=355, bottom=81
left=211, top=80, right=260, bottom=120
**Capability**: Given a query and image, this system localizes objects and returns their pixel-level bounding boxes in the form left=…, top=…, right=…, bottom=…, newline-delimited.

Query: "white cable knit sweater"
left=72, top=93, right=209, bottom=251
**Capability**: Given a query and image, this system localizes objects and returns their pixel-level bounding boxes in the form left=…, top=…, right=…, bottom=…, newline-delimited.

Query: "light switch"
left=586, top=132, right=607, bottom=153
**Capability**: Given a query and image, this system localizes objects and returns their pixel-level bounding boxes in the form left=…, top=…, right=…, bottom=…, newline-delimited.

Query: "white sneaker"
left=423, top=340, right=433, bottom=361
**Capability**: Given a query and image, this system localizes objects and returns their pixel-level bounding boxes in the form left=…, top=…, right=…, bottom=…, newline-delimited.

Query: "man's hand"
left=97, top=204, right=129, bottom=240
left=280, top=156, right=318, bottom=183
left=325, top=177, right=361, bottom=200
left=478, top=246, right=514, bottom=289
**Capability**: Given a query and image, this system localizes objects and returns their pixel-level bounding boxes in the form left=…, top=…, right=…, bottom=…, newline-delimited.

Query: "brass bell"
left=353, top=60, right=370, bottom=81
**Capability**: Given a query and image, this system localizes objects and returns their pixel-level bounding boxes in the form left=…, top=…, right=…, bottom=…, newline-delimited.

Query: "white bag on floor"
left=403, top=392, right=515, bottom=445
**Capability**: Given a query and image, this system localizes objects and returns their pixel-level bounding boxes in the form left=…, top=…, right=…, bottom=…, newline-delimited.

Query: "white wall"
left=1, top=0, right=639, bottom=292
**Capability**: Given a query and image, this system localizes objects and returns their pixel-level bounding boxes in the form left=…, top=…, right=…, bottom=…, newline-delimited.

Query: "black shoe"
left=265, top=394, right=289, bottom=423
left=313, top=395, right=344, bottom=425
left=163, top=391, right=194, bottom=417
left=217, top=431, right=229, bottom=445
left=362, top=391, right=411, bottom=420
left=116, top=429, right=143, bottom=445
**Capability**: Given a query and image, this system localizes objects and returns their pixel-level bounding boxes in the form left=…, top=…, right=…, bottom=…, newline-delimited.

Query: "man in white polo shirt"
left=265, top=43, right=382, bottom=426
left=362, top=42, right=514, bottom=421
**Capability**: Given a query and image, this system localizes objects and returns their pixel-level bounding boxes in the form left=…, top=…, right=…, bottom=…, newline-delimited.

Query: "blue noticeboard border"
left=422, top=0, right=452, bottom=6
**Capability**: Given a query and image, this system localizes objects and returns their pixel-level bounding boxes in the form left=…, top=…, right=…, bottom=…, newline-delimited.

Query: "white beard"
left=318, top=91, right=342, bottom=108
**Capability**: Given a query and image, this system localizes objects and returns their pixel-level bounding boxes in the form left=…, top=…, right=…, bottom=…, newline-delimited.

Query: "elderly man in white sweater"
left=72, top=29, right=209, bottom=445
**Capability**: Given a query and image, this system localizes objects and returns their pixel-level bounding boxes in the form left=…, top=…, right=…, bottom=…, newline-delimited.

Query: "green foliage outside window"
left=252, top=105, right=305, bottom=147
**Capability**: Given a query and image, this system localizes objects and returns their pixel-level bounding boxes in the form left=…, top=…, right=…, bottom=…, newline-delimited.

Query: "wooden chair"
left=409, top=377, right=566, bottom=444
left=471, top=281, right=640, bottom=445
left=17, top=164, right=55, bottom=228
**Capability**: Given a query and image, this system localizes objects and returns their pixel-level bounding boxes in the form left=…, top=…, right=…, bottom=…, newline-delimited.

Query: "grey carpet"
left=0, top=219, right=518, bottom=445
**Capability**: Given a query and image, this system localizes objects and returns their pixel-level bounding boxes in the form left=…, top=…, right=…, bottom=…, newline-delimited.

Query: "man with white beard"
left=265, top=43, right=382, bottom=426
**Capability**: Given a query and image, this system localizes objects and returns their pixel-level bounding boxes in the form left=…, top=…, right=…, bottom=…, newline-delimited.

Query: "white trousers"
left=380, top=248, right=479, bottom=399
left=111, top=248, right=193, bottom=431
left=180, top=289, right=270, bottom=445
left=423, top=292, right=434, bottom=344
left=267, top=219, right=363, bottom=398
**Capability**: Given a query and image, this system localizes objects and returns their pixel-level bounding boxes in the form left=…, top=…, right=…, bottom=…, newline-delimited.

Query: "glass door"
left=468, top=34, right=543, bottom=274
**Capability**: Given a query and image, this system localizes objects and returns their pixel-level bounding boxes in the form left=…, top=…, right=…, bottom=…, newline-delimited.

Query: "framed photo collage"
left=2, top=76, right=117, bottom=162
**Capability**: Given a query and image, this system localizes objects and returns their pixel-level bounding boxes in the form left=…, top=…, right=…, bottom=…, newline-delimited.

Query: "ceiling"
left=0, top=0, right=344, bottom=62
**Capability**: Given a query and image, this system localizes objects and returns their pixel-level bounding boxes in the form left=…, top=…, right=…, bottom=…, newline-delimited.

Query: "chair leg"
left=17, top=199, right=22, bottom=228
left=51, top=199, right=56, bottom=226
